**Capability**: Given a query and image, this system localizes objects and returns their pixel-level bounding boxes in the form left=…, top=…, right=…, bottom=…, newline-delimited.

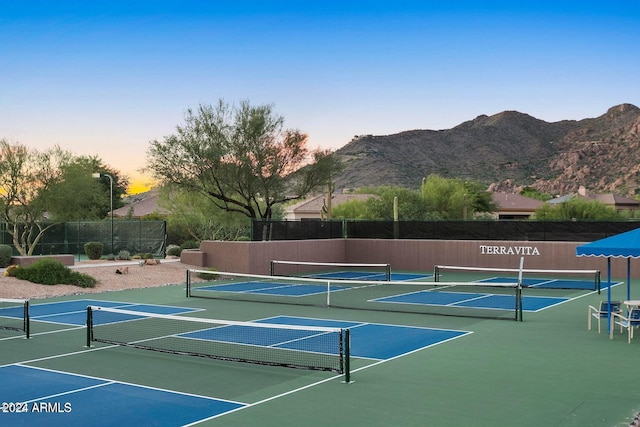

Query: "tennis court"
left=187, top=267, right=586, bottom=321
left=1, top=296, right=470, bottom=426
left=1, top=265, right=637, bottom=426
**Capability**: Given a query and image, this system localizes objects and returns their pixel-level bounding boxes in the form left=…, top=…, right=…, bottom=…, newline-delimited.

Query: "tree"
left=364, top=186, right=429, bottom=220
left=91, top=166, right=128, bottom=218
left=520, top=186, right=552, bottom=201
left=146, top=100, right=339, bottom=238
left=330, top=187, right=429, bottom=220
left=331, top=198, right=370, bottom=219
left=420, top=175, right=496, bottom=219
left=533, top=197, right=620, bottom=220
left=157, top=184, right=251, bottom=243
left=0, top=140, right=118, bottom=255
left=462, top=180, right=498, bottom=217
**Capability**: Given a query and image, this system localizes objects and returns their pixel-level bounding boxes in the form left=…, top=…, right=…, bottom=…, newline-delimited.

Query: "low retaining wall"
left=10, top=255, right=75, bottom=267
left=180, top=238, right=640, bottom=278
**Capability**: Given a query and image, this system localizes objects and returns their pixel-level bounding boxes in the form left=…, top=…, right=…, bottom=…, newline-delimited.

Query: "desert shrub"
left=166, top=244, right=182, bottom=257
left=142, top=253, right=154, bottom=259
left=3, top=264, right=19, bottom=277
left=117, top=250, right=131, bottom=260
left=67, top=271, right=98, bottom=288
left=196, top=267, right=218, bottom=280
left=84, top=242, right=104, bottom=260
left=0, top=244, right=12, bottom=267
left=180, top=240, right=200, bottom=251
left=15, top=258, right=96, bottom=287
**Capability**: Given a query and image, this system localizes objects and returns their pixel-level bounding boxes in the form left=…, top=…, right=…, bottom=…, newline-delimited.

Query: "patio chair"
left=610, top=308, right=640, bottom=343
left=588, top=301, right=622, bottom=333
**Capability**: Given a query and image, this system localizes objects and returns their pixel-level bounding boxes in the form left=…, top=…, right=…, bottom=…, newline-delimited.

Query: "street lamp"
left=92, top=172, right=114, bottom=254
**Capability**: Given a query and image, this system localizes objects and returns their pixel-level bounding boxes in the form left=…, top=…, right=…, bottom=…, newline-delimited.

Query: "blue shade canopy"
left=576, top=227, right=640, bottom=258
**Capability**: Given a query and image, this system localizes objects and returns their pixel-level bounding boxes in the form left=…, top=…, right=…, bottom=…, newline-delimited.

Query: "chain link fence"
left=0, top=220, right=166, bottom=258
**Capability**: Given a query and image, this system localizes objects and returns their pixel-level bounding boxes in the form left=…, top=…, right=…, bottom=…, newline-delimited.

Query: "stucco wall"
left=182, top=239, right=638, bottom=278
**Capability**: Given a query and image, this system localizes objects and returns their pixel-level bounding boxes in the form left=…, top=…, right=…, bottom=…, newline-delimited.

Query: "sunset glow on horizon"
left=1, top=2, right=638, bottom=183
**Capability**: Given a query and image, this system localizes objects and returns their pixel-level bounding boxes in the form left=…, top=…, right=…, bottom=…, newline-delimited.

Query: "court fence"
left=0, top=220, right=166, bottom=258
left=251, top=219, right=640, bottom=242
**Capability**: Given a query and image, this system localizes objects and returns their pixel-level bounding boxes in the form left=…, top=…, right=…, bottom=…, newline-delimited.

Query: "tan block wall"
left=183, top=239, right=639, bottom=279
left=188, top=239, right=346, bottom=275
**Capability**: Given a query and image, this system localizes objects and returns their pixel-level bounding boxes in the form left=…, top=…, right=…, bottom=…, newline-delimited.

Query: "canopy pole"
left=628, top=258, right=631, bottom=303
left=607, top=257, right=612, bottom=332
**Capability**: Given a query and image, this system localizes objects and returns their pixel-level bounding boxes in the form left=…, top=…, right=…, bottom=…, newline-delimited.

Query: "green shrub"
left=0, top=244, right=12, bottom=268
left=84, top=242, right=104, bottom=260
left=180, top=240, right=200, bottom=250
left=15, top=258, right=96, bottom=287
left=166, top=244, right=182, bottom=257
left=196, top=267, right=218, bottom=281
left=236, top=236, right=251, bottom=241
left=142, top=253, right=154, bottom=259
left=68, top=271, right=98, bottom=288
left=116, top=250, right=131, bottom=260
left=3, top=264, right=18, bottom=277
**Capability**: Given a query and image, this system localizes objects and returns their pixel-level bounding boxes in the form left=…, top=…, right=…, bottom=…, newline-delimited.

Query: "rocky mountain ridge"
left=334, top=103, right=640, bottom=196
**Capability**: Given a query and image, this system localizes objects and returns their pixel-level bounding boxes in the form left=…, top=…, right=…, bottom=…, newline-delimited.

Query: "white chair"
left=610, top=308, right=640, bottom=343
left=588, top=301, right=622, bottom=333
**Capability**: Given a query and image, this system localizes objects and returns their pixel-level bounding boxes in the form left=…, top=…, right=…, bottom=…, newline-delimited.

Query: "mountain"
left=333, top=103, right=640, bottom=196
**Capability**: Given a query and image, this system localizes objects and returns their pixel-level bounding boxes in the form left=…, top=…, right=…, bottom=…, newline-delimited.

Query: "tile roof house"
left=110, top=189, right=170, bottom=218
left=490, top=193, right=544, bottom=220
left=548, top=186, right=640, bottom=212
left=284, top=193, right=377, bottom=220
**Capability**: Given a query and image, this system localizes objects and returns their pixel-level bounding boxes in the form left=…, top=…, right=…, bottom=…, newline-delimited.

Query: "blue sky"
left=1, top=1, right=639, bottom=191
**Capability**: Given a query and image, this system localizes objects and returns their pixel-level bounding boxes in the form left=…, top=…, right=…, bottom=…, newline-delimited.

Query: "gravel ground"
left=0, top=259, right=195, bottom=300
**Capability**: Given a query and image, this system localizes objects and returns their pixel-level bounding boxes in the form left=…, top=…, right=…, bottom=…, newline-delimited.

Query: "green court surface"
left=2, top=273, right=640, bottom=427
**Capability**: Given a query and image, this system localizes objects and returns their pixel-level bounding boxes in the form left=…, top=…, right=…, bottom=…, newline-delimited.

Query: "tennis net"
left=86, top=306, right=350, bottom=379
left=434, top=265, right=600, bottom=291
left=270, top=260, right=391, bottom=281
left=187, top=270, right=523, bottom=321
left=0, top=298, right=30, bottom=338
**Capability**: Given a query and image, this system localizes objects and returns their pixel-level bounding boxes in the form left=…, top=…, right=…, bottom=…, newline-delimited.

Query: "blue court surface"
left=197, top=281, right=351, bottom=296
left=197, top=272, right=432, bottom=298
left=19, top=299, right=200, bottom=326
left=478, top=276, right=617, bottom=291
left=196, top=278, right=568, bottom=312
left=3, top=302, right=470, bottom=426
left=255, top=315, right=470, bottom=360
left=373, top=290, right=567, bottom=312
left=0, top=364, right=246, bottom=427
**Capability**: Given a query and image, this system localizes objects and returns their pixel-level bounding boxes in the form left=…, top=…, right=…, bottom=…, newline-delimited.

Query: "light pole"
left=92, top=172, right=114, bottom=254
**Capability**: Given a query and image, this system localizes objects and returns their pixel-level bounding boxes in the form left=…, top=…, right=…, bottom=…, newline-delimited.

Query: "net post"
left=270, top=260, right=275, bottom=276
left=326, top=281, right=331, bottom=306
left=86, top=306, right=93, bottom=347
left=24, top=300, right=30, bottom=339
left=596, top=270, right=601, bottom=294
left=385, top=264, right=391, bottom=281
left=517, top=284, right=523, bottom=322
left=434, top=266, right=440, bottom=282
left=186, top=269, right=191, bottom=298
left=342, top=328, right=352, bottom=384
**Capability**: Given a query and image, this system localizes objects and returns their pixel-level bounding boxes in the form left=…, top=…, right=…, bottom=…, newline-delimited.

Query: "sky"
left=1, top=1, right=639, bottom=194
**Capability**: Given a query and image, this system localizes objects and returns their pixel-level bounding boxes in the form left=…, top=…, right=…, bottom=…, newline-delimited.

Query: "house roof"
left=491, top=193, right=544, bottom=212
left=590, top=193, right=639, bottom=206
left=549, top=192, right=640, bottom=207
left=285, top=193, right=376, bottom=215
left=111, top=189, right=170, bottom=218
